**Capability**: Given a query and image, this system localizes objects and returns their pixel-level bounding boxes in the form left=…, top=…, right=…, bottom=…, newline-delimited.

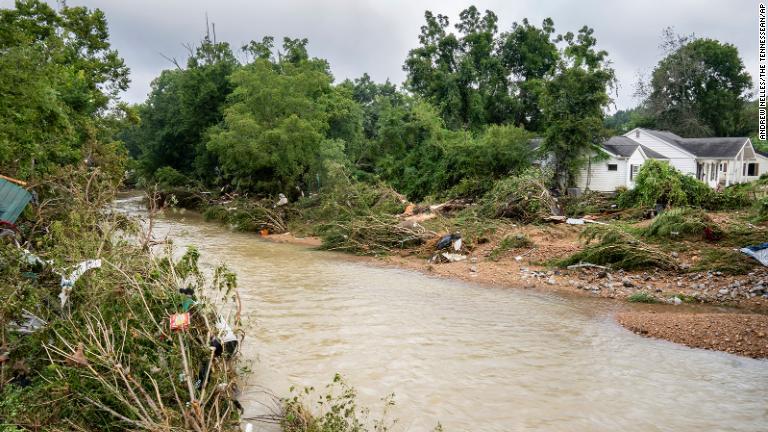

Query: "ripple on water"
left=142, top=207, right=768, bottom=432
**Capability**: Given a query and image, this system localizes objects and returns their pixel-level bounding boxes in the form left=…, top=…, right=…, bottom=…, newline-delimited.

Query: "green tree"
left=540, top=26, right=615, bottom=191
left=403, top=6, right=510, bottom=131
left=498, top=18, right=559, bottom=131
left=206, top=39, right=357, bottom=195
left=641, top=29, right=753, bottom=137
left=128, top=35, right=237, bottom=182
left=0, top=0, right=129, bottom=178
left=404, top=7, right=559, bottom=132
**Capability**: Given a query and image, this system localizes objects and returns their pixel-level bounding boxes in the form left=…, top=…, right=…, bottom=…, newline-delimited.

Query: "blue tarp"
left=740, top=242, right=768, bottom=267
left=0, top=178, right=32, bottom=223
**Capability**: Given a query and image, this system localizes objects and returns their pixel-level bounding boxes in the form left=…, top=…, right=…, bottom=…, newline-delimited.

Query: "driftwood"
left=566, top=262, right=612, bottom=271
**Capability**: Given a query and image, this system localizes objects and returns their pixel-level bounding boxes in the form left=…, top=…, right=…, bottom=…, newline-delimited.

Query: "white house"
left=564, top=128, right=765, bottom=192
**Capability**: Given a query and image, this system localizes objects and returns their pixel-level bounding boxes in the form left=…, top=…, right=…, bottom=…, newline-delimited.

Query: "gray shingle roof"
left=642, top=129, right=748, bottom=158
left=601, top=136, right=669, bottom=159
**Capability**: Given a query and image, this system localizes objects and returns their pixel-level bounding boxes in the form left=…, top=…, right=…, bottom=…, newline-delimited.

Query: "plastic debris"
left=740, top=242, right=768, bottom=266
left=437, top=232, right=461, bottom=250
left=275, top=193, right=288, bottom=207
left=169, top=312, right=191, bottom=331
left=453, top=237, right=463, bottom=251
left=441, top=253, right=467, bottom=263
left=216, top=316, right=238, bottom=355
left=59, top=259, right=102, bottom=308
left=566, top=218, right=585, bottom=225
left=8, top=310, right=47, bottom=334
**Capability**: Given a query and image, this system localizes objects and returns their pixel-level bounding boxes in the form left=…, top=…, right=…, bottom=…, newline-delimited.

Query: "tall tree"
left=540, top=26, right=615, bottom=191
left=403, top=6, right=510, bottom=131
left=640, top=29, right=753, bottom=137
left=0, top=0, right=129, bottom=178
left=130, top=35, right=237, bottom=181
left=498, top=18, right=559, bottom=131
left=206, top=38, right=358, bottom=195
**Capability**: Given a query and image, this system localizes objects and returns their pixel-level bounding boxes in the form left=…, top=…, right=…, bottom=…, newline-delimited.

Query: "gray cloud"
left=8, top=0, right=760, bottom=110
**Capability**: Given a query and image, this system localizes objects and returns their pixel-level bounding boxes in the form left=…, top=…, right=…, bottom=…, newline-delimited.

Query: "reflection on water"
left=117, top=195, right=768, bottom=432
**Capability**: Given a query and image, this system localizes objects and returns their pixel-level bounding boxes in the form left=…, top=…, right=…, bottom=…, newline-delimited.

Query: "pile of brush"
left=561, top=224, right=678, bottom=270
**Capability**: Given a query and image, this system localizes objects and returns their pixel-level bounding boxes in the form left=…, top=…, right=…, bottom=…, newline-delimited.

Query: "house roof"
left=601, top=136, right=668, bottom=159
left=642, top=129, right=748, bottom=158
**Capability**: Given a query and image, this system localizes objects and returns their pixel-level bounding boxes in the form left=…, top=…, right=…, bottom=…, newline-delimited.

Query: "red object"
left=169, top=312, right=190, bottom=331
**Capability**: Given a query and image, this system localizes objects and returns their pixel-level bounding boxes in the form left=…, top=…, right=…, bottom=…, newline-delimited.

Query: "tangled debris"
left=1, top=169, right=245, bottom=431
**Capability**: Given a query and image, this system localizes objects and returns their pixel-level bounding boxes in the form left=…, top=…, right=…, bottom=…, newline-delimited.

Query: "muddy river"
left=118, top=196, right=767, bottom=432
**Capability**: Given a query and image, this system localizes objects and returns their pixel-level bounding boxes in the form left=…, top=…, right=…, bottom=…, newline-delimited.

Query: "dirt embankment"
left=617, top=312, right=768, bottom=358
left=261, top=223, right=768, bottom=359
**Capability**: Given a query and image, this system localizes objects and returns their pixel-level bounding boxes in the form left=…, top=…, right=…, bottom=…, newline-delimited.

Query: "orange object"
left=259, top=228, right=269, bottom=236
left=169, top=312, right=190, bottom=331
left=0, top=174, right=26, bottom=187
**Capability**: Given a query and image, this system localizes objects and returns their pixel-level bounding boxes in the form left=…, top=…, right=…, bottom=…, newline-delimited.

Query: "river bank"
left=259, top=224, right=768, bottom=359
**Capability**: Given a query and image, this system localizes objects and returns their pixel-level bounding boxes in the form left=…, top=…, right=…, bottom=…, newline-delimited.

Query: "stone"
left=546, top=276, right=557, bottom=285
left=622, top=278, right=635, bottom=288
left=671, top=251, right=679, bottom=258
left=470, top=265, right=478, bottom=273
left=672, top=296, right=682, bottom=305
left=718, top=288, right=730, bottom=295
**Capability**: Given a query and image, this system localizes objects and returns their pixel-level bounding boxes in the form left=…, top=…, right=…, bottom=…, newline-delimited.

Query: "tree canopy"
left=640, top=30, right=753, bottom=137
left=0, top=0, right=130, bottom=178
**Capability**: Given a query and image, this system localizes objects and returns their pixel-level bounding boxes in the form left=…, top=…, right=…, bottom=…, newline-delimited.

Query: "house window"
left=710, top=164, right=716, bottom=181
left=630, top=164, right=639, bottom=181
left=721, top=162, right=727, bottom=172
left=746, top=162, right=759, bottom=176
left=607, top=163, right=618, bottom=171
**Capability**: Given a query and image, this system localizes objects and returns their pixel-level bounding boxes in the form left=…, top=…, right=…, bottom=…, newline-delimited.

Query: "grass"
left=642, top=208, right=722, bottom=241
left=692, top=248, right=757, bottom=275
left=488, top=233, right=534, bottom=261
left=627, top=292, right=659, bottom=303
left=560, top=225, right=678, bottom=270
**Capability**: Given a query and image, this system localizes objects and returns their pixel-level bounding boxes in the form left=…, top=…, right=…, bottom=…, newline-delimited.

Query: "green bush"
left=627, top=292, right=659, bottom=303
left=692, top=248, right=757, bottom=275
left=560, top=225, right=677, bottom=270
left=478, top=168, right=555, bottom=222
left=643, top=208, right=722, bottom=240
left=618, top=160, right=714, bottom=209
left=154, top=166, right=190, bottom=187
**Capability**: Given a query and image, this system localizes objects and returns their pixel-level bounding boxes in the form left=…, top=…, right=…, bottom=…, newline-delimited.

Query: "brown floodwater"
left=117, top=195, right=768, bottom=432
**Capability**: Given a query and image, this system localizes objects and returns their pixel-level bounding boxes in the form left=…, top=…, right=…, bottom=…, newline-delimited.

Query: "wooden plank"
left=0, top=174, right=27, bottom=187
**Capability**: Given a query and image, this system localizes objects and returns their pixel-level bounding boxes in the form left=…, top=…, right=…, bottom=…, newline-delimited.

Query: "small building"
left=534, top=128, right=762, bottom=192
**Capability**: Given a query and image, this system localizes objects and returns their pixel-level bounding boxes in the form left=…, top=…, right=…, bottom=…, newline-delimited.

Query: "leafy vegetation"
left=560, top=225, right=677, bottom=270
left=489, top=233, right=534, bottom=261
left=643, top=208, right=722, bottom=241
left=627, top=292, right=659, bottom=304
left=692, top=248, right=757, bottom=275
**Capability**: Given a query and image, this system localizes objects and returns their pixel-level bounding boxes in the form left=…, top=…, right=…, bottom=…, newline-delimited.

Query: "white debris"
left=59, top=259, right=102, bottom=308
left=216, top=316, right=238, bottom=343
left=441, top=253, right=467, bottom=263
left=275, top=193, right=288, bottom=207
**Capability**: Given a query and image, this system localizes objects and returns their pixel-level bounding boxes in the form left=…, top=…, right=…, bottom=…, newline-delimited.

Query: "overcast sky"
left=8, top=0, right=760, bottom=110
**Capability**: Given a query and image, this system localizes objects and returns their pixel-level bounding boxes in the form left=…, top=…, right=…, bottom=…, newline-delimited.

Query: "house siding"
left=624, top=129, right=697, bottom=176
left=626, top=149, right=646, bottom=188
left=576, top=155, right=627, bottom=192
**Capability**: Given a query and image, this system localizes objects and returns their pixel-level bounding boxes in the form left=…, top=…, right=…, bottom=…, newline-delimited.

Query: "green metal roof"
left=0, top=178, right=32, bottom=223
